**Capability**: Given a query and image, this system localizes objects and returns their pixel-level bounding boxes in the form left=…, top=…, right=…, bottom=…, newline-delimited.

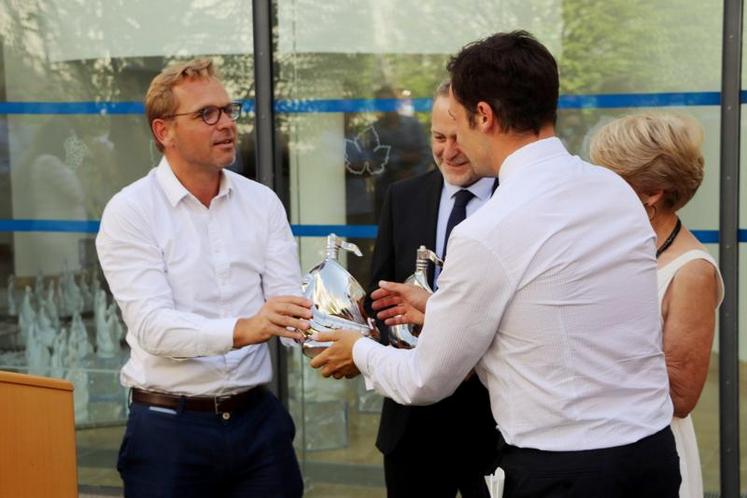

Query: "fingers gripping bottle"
left=388, top=245, right=442, bottom=349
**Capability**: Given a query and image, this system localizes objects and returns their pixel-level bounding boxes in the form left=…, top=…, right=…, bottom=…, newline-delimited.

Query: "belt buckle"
left=214, top=394, right=232, bottom=415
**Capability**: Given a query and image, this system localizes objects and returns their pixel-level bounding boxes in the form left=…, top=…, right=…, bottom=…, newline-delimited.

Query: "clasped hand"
left=309, top=280, right=431, bottom=379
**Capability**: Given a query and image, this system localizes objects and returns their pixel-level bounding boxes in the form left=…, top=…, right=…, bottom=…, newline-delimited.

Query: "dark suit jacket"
left=367, top=169, right=499, bottom=465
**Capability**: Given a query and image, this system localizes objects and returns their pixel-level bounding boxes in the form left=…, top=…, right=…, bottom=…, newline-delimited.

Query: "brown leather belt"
left=131, top=386, right=266, bottom=414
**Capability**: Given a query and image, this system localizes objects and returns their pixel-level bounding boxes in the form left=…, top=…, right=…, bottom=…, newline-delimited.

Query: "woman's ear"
left=642, top=190, right=666, bottom=208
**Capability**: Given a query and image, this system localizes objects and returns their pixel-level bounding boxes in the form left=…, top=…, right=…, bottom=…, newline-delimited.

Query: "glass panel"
left=0, top=0, right=254, bottom=493
left=276, top=0, right=724, bottom=495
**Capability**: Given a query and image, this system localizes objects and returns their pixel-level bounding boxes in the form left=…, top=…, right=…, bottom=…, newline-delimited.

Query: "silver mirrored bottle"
left=388, top=245, right=442, bottom=349
left=299, top=234, right=379, bottom=358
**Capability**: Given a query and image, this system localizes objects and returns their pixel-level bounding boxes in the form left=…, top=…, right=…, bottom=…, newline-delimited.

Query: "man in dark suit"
left=367, top=81, right=501, bottom=498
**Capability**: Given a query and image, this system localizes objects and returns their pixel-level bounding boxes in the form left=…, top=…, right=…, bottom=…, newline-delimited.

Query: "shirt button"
left=222, top=412, right=231, bottom=420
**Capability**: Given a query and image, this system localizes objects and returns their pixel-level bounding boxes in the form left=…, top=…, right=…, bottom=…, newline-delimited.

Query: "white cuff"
left=353, top=336, right=383, bottom=379
left=213, top=317, right=240, bottom=353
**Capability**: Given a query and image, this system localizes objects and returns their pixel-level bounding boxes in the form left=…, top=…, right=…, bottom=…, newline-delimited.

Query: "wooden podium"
left=0, top=370, right=78, bottom=498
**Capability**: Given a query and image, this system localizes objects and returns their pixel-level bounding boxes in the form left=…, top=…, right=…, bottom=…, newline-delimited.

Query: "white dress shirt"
left=96, top=158, right=302, bottom=396
left=354, top=137, right=673, bottom=451
left=433, top=176, right=495, bottom=284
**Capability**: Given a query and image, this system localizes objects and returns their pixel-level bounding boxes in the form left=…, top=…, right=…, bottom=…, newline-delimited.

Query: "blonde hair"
left=589, top=112, right=705, bottom=212
left=145, top=58, right=219, bottom=151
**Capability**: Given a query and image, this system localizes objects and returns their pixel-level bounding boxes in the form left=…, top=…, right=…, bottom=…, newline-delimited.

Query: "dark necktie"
left=442, top=189, right=475, bottom=260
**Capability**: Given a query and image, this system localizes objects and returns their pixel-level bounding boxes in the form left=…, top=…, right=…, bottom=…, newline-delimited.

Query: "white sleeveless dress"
left=657, top=249, right=724, bottom=498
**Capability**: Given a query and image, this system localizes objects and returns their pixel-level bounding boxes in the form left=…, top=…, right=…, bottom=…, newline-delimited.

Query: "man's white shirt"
left=96, top=157, right=302, bottom=396
left=354, top=137, right=673, bottom=451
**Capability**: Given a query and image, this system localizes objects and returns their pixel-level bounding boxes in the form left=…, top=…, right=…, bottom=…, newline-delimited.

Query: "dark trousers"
left=382, top=378, right=498, bottom=498
left=384, top=445, right=492, bottom=498
left=117, top=388, right=303, bottom=498
left=500, top=426, right=680, bottom=498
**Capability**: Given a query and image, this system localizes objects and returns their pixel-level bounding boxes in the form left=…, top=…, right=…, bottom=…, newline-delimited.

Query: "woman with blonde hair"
left=590, top=112, right=724, bottom=498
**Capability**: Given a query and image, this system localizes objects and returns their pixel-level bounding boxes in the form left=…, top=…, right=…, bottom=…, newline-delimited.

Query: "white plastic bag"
left=484, top=467, right=505, bottom=498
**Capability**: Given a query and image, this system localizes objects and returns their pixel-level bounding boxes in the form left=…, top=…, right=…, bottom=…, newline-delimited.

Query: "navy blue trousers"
left=117, top=388, right=303, bottom=498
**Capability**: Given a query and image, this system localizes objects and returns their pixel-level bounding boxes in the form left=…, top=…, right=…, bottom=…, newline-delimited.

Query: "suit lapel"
left=422, top=169, right=443, bottom=251
left=422, top=170, right=443, bottom=289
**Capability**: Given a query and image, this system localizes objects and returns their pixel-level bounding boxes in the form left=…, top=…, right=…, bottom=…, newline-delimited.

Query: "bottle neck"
left=325, top=241, right=340, bottom=260
left=415, top=259, right=429, bottom=273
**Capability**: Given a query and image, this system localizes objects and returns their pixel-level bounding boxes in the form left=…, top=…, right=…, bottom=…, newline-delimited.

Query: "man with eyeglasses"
left=96, top=58, right=310, bottom=498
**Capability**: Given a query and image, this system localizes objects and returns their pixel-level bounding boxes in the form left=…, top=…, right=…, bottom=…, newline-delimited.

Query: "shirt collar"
left=155, top=157, right=233, bottom=207
left=216, top=169, right=233, bottom=199
left=443, top=176, right=495, bottom=201
left=498, top=136, right=568, bottom=184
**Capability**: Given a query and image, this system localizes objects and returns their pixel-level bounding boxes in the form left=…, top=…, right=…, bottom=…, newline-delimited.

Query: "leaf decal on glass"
left=344, top=126, right=391, bottom=176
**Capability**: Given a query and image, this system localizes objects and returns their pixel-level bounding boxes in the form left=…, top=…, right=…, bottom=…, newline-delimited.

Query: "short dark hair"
left=447, top=31, right=558, bottom=134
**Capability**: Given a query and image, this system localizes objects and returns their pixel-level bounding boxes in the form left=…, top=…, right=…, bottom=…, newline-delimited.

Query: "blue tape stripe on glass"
left=290, top=224, right=378, bottom=238
left=0, top=220, right=738, bottom=243
left=690, top=230, right=721, bottom=244
left=559, top=92, right=721, bottom=108
left=0, top=91, right=731, bottom=115
left=0, top=220, right=101, bottom=233
left=279, top=93, right=723, bottom=112
left=0, top=220, right=379, bottom=238
left=0, top=100, right=255, bottom=115
left=0, top=101, right=145, bottom=115
left=274, top=98, right=434, bottom=113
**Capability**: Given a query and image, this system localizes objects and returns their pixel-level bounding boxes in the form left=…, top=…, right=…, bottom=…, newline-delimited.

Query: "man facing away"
left=368, top=81, right=500, bottom=498
left=96, top=58, right=311, bottom=498
left=311, top=31, right=680, bottom=497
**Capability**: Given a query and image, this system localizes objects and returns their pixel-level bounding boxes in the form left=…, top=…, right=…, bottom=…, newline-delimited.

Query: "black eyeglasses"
left=162, top=102, right=242, bottom=125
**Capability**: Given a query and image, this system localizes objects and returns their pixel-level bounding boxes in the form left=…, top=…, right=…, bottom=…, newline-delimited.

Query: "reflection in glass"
left=2, top=1, right=257, bottom=492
